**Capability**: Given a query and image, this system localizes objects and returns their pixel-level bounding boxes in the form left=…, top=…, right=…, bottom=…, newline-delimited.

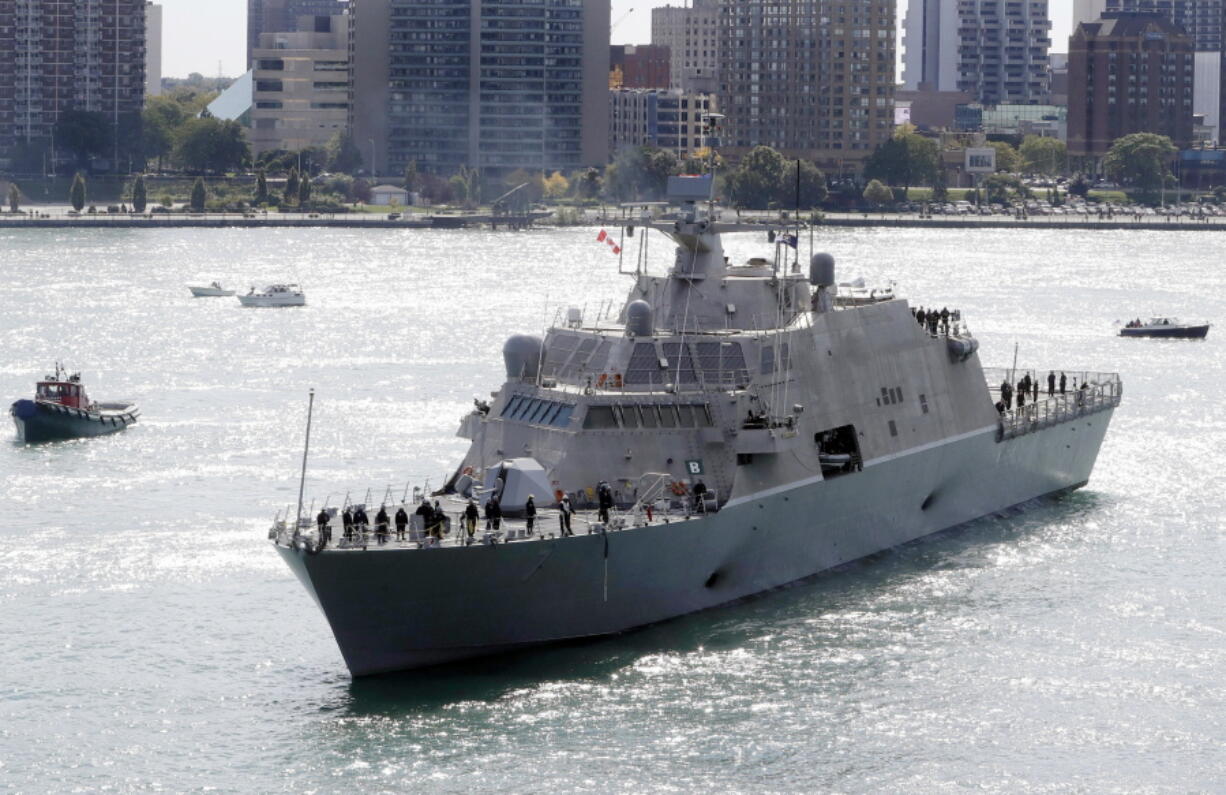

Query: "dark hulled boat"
left=9, top=368, right=139, bottom=443
left=1119, top=317, right=1211, bottom=339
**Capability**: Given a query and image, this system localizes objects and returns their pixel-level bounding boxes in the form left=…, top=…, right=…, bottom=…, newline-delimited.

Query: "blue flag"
left=784, top=234, right=798, bottom=249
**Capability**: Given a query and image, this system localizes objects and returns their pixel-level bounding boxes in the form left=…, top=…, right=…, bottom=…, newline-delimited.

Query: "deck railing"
left=982, top=368, right=1123, bottom=441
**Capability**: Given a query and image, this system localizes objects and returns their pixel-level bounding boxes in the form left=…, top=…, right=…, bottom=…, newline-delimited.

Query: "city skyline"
left=157, top=0, right=1076, bottom=80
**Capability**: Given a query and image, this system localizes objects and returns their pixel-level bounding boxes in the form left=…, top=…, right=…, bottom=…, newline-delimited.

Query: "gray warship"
left=272, top=176, right=1122, bottom=677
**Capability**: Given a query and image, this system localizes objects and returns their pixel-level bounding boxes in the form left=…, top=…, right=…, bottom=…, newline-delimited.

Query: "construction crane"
left=612, top=7, right=634, bottom=33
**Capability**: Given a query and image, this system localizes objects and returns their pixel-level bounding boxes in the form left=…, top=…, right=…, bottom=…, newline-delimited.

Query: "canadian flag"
left=596, top=229, right=621, bottom=255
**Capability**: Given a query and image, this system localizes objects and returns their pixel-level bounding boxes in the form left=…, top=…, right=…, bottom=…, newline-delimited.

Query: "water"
left=1, top=226, right=1223, bottom=791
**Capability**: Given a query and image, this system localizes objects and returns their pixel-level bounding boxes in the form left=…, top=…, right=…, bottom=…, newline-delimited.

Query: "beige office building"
left=146, top=2, right=163, bottom=96
left=652, top=1, right=719, bottom=91
left=250, top=15, right=350, bottom=156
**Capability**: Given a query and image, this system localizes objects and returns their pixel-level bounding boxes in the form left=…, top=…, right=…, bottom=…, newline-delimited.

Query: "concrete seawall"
left=1, top=212, right=1224, bottom=233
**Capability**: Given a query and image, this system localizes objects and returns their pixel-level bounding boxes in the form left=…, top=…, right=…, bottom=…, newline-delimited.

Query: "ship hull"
left=279, top=409, right=1114, bottom=676
left=10, top=399, right=138, bottom=443
left=1119, top=324, right=1209, bottom=339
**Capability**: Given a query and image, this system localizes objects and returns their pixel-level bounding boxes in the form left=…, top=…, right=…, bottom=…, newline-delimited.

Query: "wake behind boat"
left=188, top=281, right=235, bottom=298
left=238, top=284, right=305, bottom=308
left=1119, top=317, right=1210, bottom=339
left=271, top=167, right=1122, bottom=677
left=10, top=366, right=138, bottom=443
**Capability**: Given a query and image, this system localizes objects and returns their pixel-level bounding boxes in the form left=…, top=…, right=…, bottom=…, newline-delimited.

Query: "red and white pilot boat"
left=9, top=366, right=139, bottom=443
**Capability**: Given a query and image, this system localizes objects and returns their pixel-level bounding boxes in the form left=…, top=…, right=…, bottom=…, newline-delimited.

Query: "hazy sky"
left=158, top=0, right=1075, bottom=79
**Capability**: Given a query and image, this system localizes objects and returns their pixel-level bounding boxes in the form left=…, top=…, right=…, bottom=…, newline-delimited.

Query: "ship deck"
left=983, top=368, right=1122, bottom=440
left=271, top=495, right=707, bottom=553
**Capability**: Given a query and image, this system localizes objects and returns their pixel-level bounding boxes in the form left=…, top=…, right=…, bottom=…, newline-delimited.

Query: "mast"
left=295, top=389, right=316, bottom=534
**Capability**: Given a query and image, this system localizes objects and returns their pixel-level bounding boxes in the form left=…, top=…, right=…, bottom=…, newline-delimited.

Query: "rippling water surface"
left=1, top=226, right=1224, bottom=791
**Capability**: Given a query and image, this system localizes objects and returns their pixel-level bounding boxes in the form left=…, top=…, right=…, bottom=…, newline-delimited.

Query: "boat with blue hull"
left=10, top=368, right=138, bottom=443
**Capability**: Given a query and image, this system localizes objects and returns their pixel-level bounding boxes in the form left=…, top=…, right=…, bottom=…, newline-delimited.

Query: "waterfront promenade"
left=3, top=207, right=1226, bottom=232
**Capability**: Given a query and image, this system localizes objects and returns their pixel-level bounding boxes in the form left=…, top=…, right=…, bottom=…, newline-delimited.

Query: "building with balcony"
left=0, top=0, right=148, bottom=172
left=903, top=0, right=1052, bottom=105
left=349, top=0, right=609, bottom=178
left=717, top=0, right=895, bottom=168
left=652, top=1, right=719, bottom=91
left=609, top=89, right=717, bottom=159
left=250, top=15, right=349, bottom=156
left=146, top=2, right=162, bottom=96
left=1068, top=11, right=1194, bottom=157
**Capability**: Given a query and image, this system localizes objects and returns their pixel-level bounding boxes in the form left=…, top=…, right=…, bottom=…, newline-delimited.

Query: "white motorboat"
left=834, top=277, right=896, bottom=307
left=188, top=281, right=236, bottom=298
left=238, top=284, right=306, bottom=308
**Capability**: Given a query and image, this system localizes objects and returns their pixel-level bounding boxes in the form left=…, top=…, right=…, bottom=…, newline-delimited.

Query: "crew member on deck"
left=316, top=508, right=330, bottom=547
left=415, top=499, right=432, bottom=536
left=394, top=505, right=408, bottom=541
left=341, top=506, right=353, bottom=542
left=525, top=495, right=537, bottom=535
left=1059, top=372, right=1067, bottom=395
left=375, top=505, right=389, bottom=544
left=559, top=494, right=574, bottom=536
left=1001, top=379, right=1013, bottom=410
left=485, top=496, right=502, bottom=532
left=693, top=480, right=708, bottom=513
left=597, top=481, right=613, bottom=524
left=464, top=499, right=479, bottom=538
left=431, top=500, right=445, bottom=538
left=1047, top=371, right=1056, bottom=396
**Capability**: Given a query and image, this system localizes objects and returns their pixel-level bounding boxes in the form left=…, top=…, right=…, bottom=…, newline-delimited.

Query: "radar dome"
left=626, top=300, right=654, bottom=337
left=810, top=253, right=835, bottom=287
left=503, top=335, right=543, bottom=380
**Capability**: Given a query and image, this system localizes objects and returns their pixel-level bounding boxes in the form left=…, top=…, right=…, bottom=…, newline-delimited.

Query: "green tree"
left=190, top=177, right=207, bottom=211
left=1103, top=132, right=1177, bottom=200
left=298, top=176, right=312, bottom=206
left=864, top=127, right=938, bottom=199
left=982, top=173, right=1028, bottom=204
left=7, top=183, right=18, bottom=213
left=403, top=159, right=419, bottom=192
left=727, top=145, right=787, bottom=208
left=141, top=95, right=189, bottom=171
left=255, top=169, right=269, bottom=205
left=1019, top=135, right=1067, bottom=177
left=931, top=168, right=949, bottom=202
left=70, top=172, right=87, bottom=212
left=603, top=146, right=678, bottom=201
left=863, top=178, right=894, bottom=207
left=284, top=168, right=300, bottom=206
left=987, top=141, right=1022, bottom=173
left=56, top=110, right=112, bottom=169
left=781, top=159, right=828, bottom=208
left=132, top=175, right=147, bottom=213
left=174, top=117, right=250, bottom=174
left=326, top=132, right=364, bottom=174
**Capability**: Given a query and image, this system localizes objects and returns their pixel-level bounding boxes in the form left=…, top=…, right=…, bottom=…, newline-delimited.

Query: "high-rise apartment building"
left=350, top=0, right=609, bottom=177
left=0, top=0, right=148, bottom=172
left=1101, top=0, right=1226, bottom=140
left=248, top=0, right=349, bottom=67
left=609, top=89, right=717, bottom=158
left=652, top=1, right=719, bottom=91
left=1068, top=12, right=1194, bottom=156
left=250, top=15, right=349, bottom=156
left=146, top=2, right=162, bottom=96
left=718, top=0, right=895, bottom=166
left=903, top=0, right=1052, bottom=105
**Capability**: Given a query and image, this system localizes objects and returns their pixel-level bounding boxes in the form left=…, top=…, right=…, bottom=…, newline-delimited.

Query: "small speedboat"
left=238, top=284, right=306, bottom=308
left=9, top=366, right=139, bottom=443
left=1119, top=317, right=1210, bottom=339
left=188, top=281, right=236, bottom=298
left=834, top=277, right=896, bottom=307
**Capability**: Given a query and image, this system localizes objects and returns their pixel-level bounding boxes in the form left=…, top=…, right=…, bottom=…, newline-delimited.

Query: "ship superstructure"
left=272, top=177, right=1122, bottom=677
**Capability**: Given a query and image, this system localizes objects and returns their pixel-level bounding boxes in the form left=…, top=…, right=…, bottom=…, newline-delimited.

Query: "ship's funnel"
left=810, top=253, right=835, bottom=287
left=503, top=335, right=543, bottom=380
left=626, top=300, right=654, bottom=337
